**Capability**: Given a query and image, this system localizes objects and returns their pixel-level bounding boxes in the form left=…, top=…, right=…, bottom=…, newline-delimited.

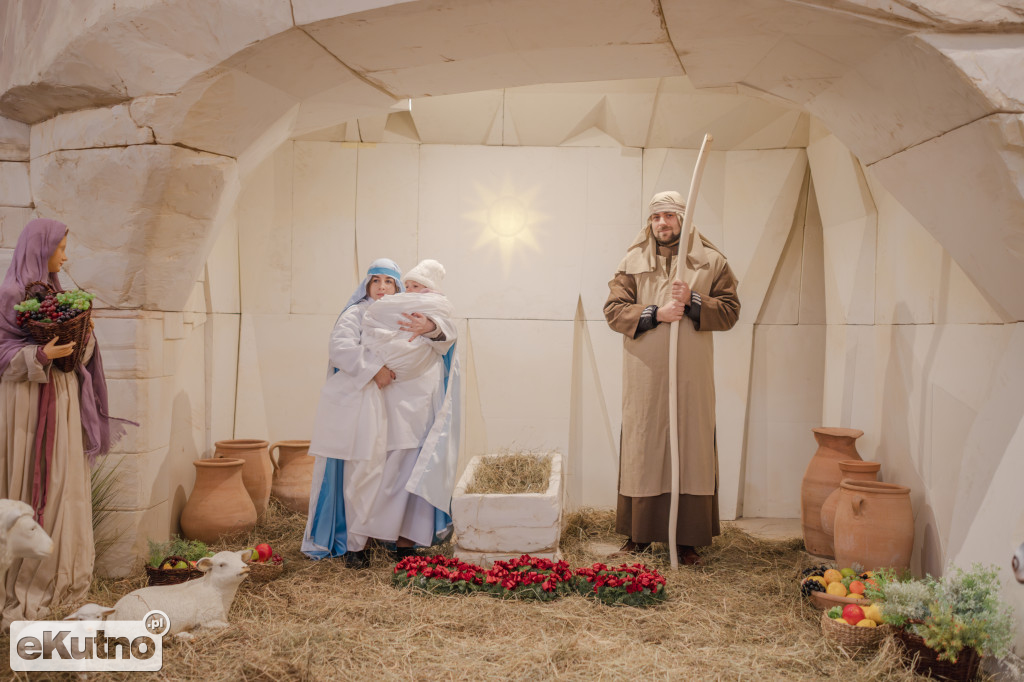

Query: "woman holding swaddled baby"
left=302, top=258, right=459, bottom=568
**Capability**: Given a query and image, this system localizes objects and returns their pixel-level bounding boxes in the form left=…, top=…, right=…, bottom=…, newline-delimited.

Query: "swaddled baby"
left=360, top=259, right=453, bottom=383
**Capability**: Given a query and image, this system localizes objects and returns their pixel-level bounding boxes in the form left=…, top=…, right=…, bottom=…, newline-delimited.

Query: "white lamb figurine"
left=0, top=499, right=54, bottom=575
left=64, top=603, right=115, bottom=621
left=1014, top=542, right=1024, bottom=584
left=111, top=550, right=250, bottom=638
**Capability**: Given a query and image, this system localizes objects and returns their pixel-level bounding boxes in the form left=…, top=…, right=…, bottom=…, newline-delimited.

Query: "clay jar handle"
left=851, top=495, right=866, bottom=518
left=268, top=442, right=283, bottom=472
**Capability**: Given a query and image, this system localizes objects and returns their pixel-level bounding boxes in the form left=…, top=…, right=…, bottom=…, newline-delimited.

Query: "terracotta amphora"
left=269, top=440, right=314, bottom=515
left=214, top=439, right=272, bottom=516
left=180, top=458, right=258, bottom=544
left=800, top=427, right=864, bottom=558
left=820, top=460, right=881, bottom=537
left=833, top=480, right=914, bottom=573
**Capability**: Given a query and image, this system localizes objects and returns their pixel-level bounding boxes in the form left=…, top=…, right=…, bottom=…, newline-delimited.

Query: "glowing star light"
left=464, top=178, right=546, bottom=275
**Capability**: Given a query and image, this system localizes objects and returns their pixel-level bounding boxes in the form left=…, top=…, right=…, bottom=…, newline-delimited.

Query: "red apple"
left=842, top=604, right=865, bottom=625
left=255, top=543, right=273, bottom=563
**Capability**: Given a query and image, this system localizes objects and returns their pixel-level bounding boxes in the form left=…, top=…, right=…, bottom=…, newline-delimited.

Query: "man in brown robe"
left=604, top=190, right=740, bottom=565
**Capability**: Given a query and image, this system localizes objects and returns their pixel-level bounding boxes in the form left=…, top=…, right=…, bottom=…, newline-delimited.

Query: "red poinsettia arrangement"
left=572, top=562, right=667, bottom=607
left=393, top=554, right=667, bottom=608
left=392, top=555, right=487, bottom=594
left=484, top=555, right=574, bottom=601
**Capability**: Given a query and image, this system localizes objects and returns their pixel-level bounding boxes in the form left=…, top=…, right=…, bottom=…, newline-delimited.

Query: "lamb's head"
left=64, top=603, right=116, bottom=621
left=1014, top=542, right=1024, bottom=584
left=0, top=499, right=53, bottom=564
left=195, top=550, right=251, bottom=589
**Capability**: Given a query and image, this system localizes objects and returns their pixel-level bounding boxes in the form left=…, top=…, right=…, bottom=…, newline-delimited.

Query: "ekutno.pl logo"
left=10, top=610, right=169, bottom=672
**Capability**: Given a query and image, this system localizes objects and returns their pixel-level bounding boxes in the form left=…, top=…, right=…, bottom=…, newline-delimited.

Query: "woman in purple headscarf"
left=0, top=219, right=127, bottom=627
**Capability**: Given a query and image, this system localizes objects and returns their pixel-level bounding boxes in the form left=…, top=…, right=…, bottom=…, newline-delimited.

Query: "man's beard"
left=655, top=231, right=681, bottom=246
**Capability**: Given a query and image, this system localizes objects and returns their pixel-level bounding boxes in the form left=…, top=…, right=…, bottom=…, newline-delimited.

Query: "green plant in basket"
left=880, top=564, right=1015, bottom=664
left=919, top=564, right=1015, bottom=662
left=146, top=536, right=213, bottom=568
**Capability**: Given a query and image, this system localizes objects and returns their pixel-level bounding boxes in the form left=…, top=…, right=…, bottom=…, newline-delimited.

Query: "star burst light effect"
left=464, top=179, right=546, bottom=276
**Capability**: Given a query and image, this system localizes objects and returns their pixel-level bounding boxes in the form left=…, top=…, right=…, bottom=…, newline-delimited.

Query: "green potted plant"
left=145, top=535, right=214, bottom=586
left=877, top=564, right=1015, bottom=681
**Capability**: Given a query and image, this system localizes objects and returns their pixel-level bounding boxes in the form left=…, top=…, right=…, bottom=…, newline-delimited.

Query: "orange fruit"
left=823, top=569, right=843, bottom=585
left=826, top=581, right=848, bottom=597
left=848, top=580, right=865, bottom=594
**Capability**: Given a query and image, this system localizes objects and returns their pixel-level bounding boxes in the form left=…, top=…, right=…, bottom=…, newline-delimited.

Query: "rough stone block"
left=451, top=452, right=563, bottom=554
left=0, top=206, right=36, bottom=247
left=94, top=311, right=166, bottom=380
left=0, top=116, right=29, bottom=161
left=93, top=449, right=169, bottom=512
left=30, top=104, right=154, bottom=158
left=0, top=161, right=31, bottom=206
left=93, top=499, right=171, bottom=579
left=31, top=145, right=237, bottom=310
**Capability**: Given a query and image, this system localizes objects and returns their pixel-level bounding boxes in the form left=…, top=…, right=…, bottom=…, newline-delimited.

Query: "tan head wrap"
left=616, top=190, right=705, bottom=279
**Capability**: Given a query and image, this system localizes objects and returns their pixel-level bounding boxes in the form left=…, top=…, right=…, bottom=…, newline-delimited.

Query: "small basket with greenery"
left=145, top=536, right=213, bottom=586
left=877, top=564, right=1015, bottom=681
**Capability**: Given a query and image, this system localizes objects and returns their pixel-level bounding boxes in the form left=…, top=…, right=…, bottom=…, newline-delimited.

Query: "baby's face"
left=404, top=280, right=428, bottom=293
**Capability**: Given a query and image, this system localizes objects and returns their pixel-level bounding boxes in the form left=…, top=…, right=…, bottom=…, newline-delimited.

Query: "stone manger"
left=451, top=450, right=564, bottom=567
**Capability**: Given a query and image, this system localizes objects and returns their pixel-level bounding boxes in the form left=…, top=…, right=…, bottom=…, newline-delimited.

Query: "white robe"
left=304, top=293, right=458, bottom=553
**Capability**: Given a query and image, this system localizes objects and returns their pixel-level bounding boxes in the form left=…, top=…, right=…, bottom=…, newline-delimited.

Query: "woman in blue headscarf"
left=302, top=258, right=459, bottom=567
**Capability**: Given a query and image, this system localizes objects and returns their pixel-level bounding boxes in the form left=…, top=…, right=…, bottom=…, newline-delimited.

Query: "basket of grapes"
left=13, top=281, right=95, bottom=372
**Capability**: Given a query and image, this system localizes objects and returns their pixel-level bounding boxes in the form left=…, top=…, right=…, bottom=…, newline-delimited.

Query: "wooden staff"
left=668, top=133, right=713, bottom=570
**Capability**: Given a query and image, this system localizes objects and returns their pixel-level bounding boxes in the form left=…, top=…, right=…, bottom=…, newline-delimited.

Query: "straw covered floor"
left=4, top=502, right=958, bottom=681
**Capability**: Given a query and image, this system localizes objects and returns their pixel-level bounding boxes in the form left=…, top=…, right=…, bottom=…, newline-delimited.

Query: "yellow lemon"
left=862, top=604, right=884, bottom=624
left=826, top=581, right=848, bottom=597
left=856, top=619, right=877, bottom=628
left=846, top=592, right=864, bottom=600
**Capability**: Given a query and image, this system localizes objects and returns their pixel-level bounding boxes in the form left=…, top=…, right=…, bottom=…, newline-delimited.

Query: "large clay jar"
left=800, top=427, right=864, bottom=558
left=180, top=458, right=258, bottom=544
left=214, top=439, right=272, bottom=516
left=820, top=460, right=881, bottom=537
left=833, top=480, right=914, bottom=572
left=269, top=440, right=314, bottom=514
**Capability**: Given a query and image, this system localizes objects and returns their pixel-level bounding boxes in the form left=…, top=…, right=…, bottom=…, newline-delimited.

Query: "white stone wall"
left=230, top=140, right=811, bottom=515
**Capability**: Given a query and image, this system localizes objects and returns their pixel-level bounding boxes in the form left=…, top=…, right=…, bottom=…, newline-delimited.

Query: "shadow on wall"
left=166, top=391, right=198, bottom=536
left=877, top=303, right=930, bottom=576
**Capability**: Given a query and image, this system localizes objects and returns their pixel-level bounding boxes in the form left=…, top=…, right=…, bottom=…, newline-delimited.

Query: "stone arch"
left=5, top=0, right=1022, bottom=317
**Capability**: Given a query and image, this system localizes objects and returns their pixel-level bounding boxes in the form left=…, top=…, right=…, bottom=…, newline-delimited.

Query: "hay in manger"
left=452, top=449, right=563, bottom=566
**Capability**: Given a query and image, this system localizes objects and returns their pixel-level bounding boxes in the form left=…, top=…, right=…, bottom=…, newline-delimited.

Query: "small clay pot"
left=214, top=439, right=272, bottom=516
left=820, top=460, right=881, bottom=537
left=800, top=427, right=863, bottom=558
left=833, top=480, right=914, bottom=573
left=180, top=458, right=258, bottom=544
left=269, top=440, right=314, bottom=515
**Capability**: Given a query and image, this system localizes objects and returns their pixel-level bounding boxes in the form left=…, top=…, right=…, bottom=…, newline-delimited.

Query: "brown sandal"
left=679, top=545, right=704, bottom=566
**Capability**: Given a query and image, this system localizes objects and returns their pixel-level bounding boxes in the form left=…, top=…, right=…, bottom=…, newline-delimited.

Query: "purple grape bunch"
left=14, top=290, right=95, bottom=327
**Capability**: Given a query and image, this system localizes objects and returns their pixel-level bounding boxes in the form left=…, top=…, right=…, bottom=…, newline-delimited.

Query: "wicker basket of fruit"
left=820, top=608, right=890, bottom=653
left=14, top=281, right=95, bottom=373
left=145, top=555, right=205, bottom=586
left=243, top=543, right=285, bottom=584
